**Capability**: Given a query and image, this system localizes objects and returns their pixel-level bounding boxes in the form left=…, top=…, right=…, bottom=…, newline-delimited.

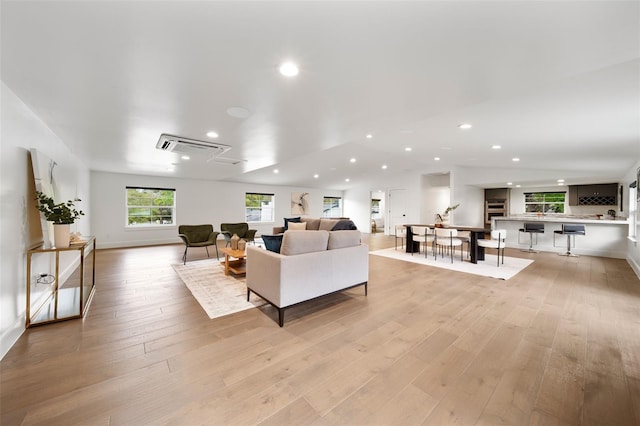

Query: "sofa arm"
left=246, top=246, right=283, bottom=306
left=272, top=226, right=285, bottom=234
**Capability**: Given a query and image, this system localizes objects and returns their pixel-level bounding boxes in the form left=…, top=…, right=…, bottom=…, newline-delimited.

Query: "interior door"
left=388, top=189, right=407, bottom=234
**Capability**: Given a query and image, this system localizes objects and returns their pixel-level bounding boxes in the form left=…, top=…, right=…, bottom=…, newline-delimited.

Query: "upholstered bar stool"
left=519, top=222, right=545, bottom=253
left=553, top=224, right=586, bottom=257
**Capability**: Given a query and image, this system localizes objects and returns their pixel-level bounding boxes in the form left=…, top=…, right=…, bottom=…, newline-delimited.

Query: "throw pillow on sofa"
left=287, top=221, right=307, bottom=231
left=262, top=234, right=284, bottom=253
left=283, top=217, right=301, bottom=231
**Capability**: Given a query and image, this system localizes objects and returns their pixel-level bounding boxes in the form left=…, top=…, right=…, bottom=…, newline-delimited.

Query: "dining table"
left=404, top=224, right=490, bottom=264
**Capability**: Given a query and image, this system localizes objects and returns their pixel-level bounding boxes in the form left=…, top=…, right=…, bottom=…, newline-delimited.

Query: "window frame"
left=323, top=196, right=343, bottom=218
left=523, top=191, right=567, bottom=214
left=125, top=186, right=176, bottom=228
left=245, top=192, right=275, bottom=223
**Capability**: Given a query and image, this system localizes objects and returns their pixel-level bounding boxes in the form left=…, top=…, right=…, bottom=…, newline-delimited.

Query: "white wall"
left=1, top=82, right=91, bottom=360
left=91, top=171, right=344, bottom=248
left=344, top=170, right=423, bottom=235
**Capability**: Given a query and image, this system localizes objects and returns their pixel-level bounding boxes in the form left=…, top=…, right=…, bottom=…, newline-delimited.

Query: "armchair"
left=220, top=222, right=257, bottom=247
left=178, top=224, right=220, bottom=264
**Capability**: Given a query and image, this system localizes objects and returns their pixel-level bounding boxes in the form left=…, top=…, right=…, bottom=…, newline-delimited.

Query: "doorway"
left=370, top=191, right=385, bottom=233
left=388, top=189, right=407, bottom=234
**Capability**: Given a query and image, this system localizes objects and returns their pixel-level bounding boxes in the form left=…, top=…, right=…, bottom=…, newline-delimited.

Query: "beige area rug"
left=172, top=259, right=266, bottom=319
left=369, top=247, right=533, bottom=280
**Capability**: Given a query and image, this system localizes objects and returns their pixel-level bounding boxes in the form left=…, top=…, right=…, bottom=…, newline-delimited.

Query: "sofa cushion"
left=319, top=218, right=339, bottom=231
left=287, top=221, right=307, bottom=230
left=301, top=217, right=321, bottom=230
left=328, top=230, right=361, bottom=250
left=283, top=217, right=301, bottom=231
left=262, top=234, right=283, bottom=253
left=280, top=230, right=329, bottom=255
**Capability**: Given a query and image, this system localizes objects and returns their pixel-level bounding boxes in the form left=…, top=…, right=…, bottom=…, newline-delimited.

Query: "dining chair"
left=394, top=225, right=406, bottom=251
left=434, top=228, right=463, bottom=263
left=411, top=226, right=434, bottom=257
left=477, top=229, right=507, bottom=266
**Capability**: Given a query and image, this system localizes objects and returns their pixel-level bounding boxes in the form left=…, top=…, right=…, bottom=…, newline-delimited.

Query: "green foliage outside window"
left=524, top=192, right=566, bottom=213
left=127, top=187, right=175, bottom=226
left=245, top=193, right=274, bottom=222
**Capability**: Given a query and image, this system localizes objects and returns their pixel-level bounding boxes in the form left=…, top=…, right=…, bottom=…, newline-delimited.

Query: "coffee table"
left=219, top=247, right=247, bottom=276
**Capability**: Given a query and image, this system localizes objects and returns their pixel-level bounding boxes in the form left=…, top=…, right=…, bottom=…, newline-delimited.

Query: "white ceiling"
left=2, top=1, right=639, bottom=190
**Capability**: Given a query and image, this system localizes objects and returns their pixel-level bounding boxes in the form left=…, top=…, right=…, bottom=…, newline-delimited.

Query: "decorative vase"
left=238, top=239, right=246, bottom=251
left=53, top=224, right=71, bottom=248
left=230, top=234, right=240, bottom=250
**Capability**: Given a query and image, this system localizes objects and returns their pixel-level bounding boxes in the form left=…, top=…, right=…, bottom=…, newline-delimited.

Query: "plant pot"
left=53, top=224, right=71, bottom=248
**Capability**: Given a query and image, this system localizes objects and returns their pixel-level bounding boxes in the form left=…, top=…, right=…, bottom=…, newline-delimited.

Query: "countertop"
left=494, top=216, right=628, bottom=225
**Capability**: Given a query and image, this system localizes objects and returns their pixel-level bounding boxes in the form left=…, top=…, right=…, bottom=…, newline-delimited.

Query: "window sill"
left=125, top=225, right=177, bottom=231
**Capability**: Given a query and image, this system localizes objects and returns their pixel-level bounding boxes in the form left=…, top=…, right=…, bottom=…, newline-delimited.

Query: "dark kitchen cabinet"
left=568, top=183, right=617, bottom=206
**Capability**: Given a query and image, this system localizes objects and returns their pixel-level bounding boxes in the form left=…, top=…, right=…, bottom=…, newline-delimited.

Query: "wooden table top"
left=219, top=247, right=247, bottom=258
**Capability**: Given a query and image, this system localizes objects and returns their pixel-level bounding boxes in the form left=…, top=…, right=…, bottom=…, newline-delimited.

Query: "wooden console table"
left=26, top=236, right=96, bottom=327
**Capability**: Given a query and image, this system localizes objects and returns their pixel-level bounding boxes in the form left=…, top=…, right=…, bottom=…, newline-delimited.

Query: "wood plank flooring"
left=2, top=234, right=639, bottom=425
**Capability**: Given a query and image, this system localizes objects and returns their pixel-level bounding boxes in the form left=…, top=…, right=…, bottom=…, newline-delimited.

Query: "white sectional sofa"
left=246, top=230, right=369, bottom=326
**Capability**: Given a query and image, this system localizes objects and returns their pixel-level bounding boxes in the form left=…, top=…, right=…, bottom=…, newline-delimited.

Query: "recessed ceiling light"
left=516, top=184, right=521, bottom=188
left=458, top=123, right=472, bottom=130
left=350, top=158, right=356, bottom=163
left=206, top=131, right=219, bottom=138
left=181, top=155, right=190, bottom=160
left=557, top=179, right=565, bottom=183
left=405, top=147, right=412, bottom=152
left=273, top=169, right=279, bottom=174
left=345, top=178, right=350, bottom=182
left=381, top=164, right=388, bottom=169
left=434, top=157, right=440, bottom=161
left=512, top=157, right=520, bottom=162
left=558, top=183, right=564, bottom=186
left=507, top=182, right=513, bottom=186
left=313, top=174, right=319, bottom=179
left=491, top=145, right=501, bottom=150
left=366, top=134, right=373, bottom=139
left=279, top=62, right=299, bottom=77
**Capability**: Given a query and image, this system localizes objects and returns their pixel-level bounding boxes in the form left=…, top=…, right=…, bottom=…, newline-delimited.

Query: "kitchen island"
left=492, top=216, right=629, bottom=258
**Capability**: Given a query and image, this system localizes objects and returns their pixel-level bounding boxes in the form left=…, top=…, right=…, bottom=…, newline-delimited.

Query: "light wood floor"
left=2, top=234, right=639, bottom=425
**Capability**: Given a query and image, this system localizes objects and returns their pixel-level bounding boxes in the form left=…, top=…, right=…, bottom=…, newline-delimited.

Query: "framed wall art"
left=291, top=192, right=309, bottom=215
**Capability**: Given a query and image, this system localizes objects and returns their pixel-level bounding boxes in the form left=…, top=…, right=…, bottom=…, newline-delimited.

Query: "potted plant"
left=35, top=191, right=84, bottom=248
left=435, top=203, right=460, bottom=227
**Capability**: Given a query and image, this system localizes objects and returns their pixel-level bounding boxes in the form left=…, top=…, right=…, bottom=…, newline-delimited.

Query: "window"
left=323, top=196, right=342, bottom=218
left=245, top=192, right=274, bottom=223
left=126, top=187, right=175, bottom=227
left=524, top=192, right=566, bottom=214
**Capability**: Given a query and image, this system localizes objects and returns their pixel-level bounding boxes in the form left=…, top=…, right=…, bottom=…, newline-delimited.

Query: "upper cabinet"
left=568, top=183, right=618, bottom=206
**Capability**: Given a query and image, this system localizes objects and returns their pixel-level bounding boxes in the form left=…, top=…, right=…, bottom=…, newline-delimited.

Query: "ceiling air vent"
left=156, top=134, right=232, bottom=156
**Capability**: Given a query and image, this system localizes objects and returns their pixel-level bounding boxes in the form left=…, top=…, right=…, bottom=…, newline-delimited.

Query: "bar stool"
left=553, top=224, right=586, bottom=257
left=519, top=222, right=545, bottom=253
